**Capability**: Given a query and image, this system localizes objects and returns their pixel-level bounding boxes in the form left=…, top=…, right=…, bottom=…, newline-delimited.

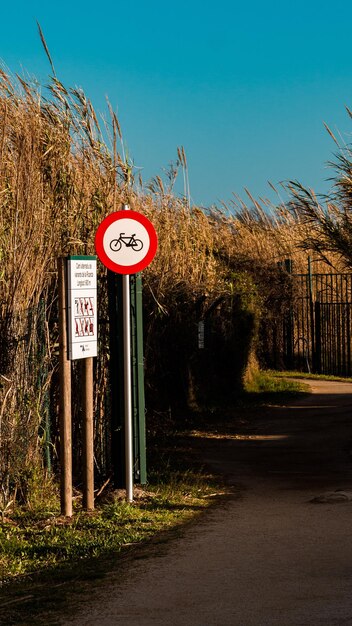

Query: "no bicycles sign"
left=95, top=210, right=158, bottom=274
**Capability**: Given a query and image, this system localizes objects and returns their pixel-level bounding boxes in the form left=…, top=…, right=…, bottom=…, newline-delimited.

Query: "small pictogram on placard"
left=74, top=317, right=95, bottom=337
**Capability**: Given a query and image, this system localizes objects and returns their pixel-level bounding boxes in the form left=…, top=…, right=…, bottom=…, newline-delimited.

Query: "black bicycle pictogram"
left=109, top=233, right=144, bottom=252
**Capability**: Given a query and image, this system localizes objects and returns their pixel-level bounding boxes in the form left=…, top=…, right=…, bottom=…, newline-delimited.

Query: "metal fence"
left=0, top=295, right=113, bottom=494
left=282, top=272, right=352, bottom=376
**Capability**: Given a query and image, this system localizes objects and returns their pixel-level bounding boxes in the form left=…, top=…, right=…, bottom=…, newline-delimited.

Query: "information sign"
left=67, top=256, right=98, bottom=360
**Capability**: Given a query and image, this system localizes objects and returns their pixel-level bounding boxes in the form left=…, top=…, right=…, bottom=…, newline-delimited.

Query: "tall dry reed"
left=0, top=62, right=343, bottom=503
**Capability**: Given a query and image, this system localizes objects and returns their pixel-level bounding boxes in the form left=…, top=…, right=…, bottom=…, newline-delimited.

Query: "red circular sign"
left=95, top=210, right=158, bottom=274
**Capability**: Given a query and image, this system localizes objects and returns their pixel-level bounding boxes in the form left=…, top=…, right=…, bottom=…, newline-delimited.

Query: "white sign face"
left=103, top=217, right=150, bottom=267
left=67, top=257, right=97, bottom=360
left=95, top=210, right=158, bottom=275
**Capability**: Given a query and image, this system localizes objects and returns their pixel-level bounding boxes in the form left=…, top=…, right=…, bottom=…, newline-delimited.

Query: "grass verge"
left=0, top=469, right=225, bottom=623
left=267, top=370, right=352, bottom=383
left=0, top=470, right=221, bottom=589
left=0, top=368, right=310, bottom=624
left=241, top=369, right=309, bottom=405
left=0, top=370, right=309, bottom=587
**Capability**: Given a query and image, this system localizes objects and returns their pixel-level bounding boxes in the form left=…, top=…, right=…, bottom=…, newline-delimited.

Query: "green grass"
left=0, top=368, right=315, bottom=624
left=0, top=369, right=315, bottom=596
left=245, top=370, right=306, bottom=394
left=267, top=370, right=352, bottom=383
left=0, top=470, right=220, bottom=587
left=242, top=369, right=309, bottom=405
left=241, top=368, right=352, bottom=407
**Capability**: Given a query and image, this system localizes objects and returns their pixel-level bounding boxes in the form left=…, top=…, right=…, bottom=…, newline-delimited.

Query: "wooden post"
left=58, top=257, right=72, bottom=517
left=82, top=357, right=94, bottom=510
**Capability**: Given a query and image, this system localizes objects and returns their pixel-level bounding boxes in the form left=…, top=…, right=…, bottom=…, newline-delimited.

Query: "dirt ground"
left=6, top=379, right=352, bottom=625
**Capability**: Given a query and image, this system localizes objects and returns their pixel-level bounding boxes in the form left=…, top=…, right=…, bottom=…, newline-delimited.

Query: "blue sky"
left=2, top=1, right=352, bottom=207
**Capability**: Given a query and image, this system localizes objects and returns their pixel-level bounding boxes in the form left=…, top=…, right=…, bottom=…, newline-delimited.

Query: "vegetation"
left=0, top=369, right=308, bottom=594
left=287, top=121, right=352, bottom=269
left=0, top=62, right=306, bottom=507
left=244, top=369, right=308, bottom=398
left=0, top=469, right=221, bottom=585
left=269, top=370, right=352, bottom=383
left=1, top=29, right=352, bottom=545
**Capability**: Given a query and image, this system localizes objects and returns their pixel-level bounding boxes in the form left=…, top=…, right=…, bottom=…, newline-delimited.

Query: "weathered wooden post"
left=58, top=256, right=97, bottom=516
left=67, top=256, right=97, bottom=511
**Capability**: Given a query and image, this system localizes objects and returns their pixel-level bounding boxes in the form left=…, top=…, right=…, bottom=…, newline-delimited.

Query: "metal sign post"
left=121, top=204, right=134, bottom=503
left=95, top=206, right=157, bottom=502
left=122, top=269, right=133, bottom=502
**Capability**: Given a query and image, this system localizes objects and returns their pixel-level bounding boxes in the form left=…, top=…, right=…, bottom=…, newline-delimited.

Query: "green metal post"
left=135, top=274, right=147, bottom=484
left=107, top=270, right=125, bottom=488
left=108, top=271, right=147, bottom=487
left=130, top=275, right=138, bottom=481
left=130, top=274, right=147, bottom=484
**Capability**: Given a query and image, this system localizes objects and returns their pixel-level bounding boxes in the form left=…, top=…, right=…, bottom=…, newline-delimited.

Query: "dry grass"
left=0, top=63, right=345, bottom=504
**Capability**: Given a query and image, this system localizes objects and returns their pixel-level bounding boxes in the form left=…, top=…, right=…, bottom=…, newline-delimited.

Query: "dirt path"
left=27, top=381, right=352, bottom=624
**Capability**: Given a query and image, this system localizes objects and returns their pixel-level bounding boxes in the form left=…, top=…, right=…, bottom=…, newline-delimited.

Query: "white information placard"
left=67, top=256, right=97, bottom=360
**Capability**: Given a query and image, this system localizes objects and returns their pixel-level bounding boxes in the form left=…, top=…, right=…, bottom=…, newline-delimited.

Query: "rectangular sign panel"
left=67, top=256, right=97, bottom=360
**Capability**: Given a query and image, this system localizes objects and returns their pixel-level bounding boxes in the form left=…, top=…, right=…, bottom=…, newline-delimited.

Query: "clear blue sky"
left=2, top=1, right=352, bottom=208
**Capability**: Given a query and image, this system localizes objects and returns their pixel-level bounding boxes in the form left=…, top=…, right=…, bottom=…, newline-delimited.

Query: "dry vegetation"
left=0, top=59, right=350, bottom=508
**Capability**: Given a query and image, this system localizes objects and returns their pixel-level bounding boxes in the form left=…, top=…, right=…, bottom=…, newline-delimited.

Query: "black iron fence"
left=279, top=271, right=352, bottom=376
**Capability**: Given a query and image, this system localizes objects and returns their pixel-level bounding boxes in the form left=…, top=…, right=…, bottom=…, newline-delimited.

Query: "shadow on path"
left=189, top=379, right=352, bottom=493
left=4, top=379, right=352, bottom=626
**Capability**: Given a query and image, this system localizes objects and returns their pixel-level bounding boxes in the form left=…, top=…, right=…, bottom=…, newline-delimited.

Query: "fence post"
left=308, top=256, right=316, bottom=372
left=284, top=259, right=294, bottom=370
left=58, top=257, right=72, bottom=517
left=315, top=301, right=322, bottom=374
left=38, top=297, right=51, bottom=474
